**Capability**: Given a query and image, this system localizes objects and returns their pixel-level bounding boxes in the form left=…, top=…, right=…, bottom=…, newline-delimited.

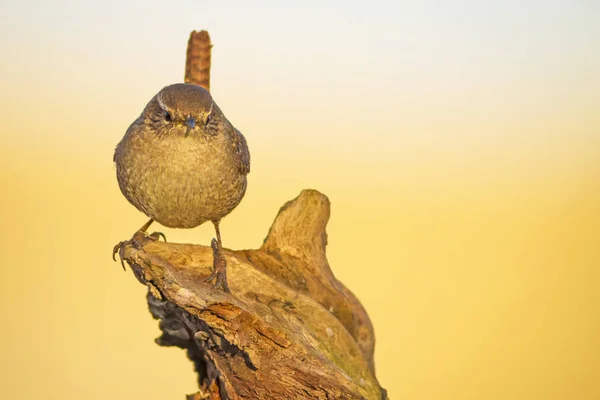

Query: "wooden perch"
left=119, top=190, right=387, bottom=399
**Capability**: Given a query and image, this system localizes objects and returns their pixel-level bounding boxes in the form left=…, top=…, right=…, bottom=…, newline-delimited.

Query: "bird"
left=113, top=83, right=250, bottom=292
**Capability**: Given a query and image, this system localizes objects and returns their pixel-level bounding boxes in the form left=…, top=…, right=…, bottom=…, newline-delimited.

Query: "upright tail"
left=185, top=30, right=212, bottom=91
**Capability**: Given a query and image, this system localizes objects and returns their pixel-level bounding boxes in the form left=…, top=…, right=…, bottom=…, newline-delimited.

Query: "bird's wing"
left=232, top=127, right=251, bottom=175
left=114, top=116, right=143, bottom=163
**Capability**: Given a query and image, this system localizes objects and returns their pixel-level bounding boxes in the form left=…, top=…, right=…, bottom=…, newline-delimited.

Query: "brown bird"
left=113, top=83, right=250, bottom=292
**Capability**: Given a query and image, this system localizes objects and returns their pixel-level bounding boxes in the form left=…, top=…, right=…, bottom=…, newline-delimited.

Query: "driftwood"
left=118, top=190, right=387, bottom=399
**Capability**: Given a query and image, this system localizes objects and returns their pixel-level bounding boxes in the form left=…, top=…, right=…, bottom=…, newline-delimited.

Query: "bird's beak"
left=185, top=117, right=196, bottom=137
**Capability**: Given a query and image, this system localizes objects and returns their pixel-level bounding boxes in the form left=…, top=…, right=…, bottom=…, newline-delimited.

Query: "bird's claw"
left=112, top=230, right=167, bottom=270
left=202, top=238, right=230, bottom=293
left=112, top=241, right=128, bottom=270
left=148, top=231, right=167, bottom=242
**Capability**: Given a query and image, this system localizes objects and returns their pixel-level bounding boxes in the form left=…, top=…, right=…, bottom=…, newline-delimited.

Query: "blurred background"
left=0, top=1, right=598, bottom=399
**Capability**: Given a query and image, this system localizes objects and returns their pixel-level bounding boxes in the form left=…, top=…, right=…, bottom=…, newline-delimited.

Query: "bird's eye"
left=163, top=110, right=172, bottom=122
left=205, top=114, right=211, bottom=126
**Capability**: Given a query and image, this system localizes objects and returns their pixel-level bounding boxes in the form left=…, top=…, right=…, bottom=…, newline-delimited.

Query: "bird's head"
left=144, top=83, right=220, bottom=137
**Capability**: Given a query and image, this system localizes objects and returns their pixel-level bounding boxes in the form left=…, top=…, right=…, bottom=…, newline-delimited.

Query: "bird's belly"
left=117, top=140, right=246, bottom=229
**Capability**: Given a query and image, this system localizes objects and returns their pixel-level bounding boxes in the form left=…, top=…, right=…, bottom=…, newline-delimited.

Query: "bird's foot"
left=112, top=230, right=167, bottom=270
left=202, top=238, right=230, bottom=293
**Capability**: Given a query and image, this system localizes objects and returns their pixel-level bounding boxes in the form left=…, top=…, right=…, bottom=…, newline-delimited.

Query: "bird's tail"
left=185, top=30, right=212, bottom=91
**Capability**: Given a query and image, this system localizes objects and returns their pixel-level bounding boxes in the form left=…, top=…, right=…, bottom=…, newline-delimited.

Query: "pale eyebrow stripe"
left=157, top=92, right=167, bottom=110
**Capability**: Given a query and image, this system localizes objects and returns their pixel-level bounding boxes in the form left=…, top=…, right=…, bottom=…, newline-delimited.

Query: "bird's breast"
left=116, top=132, right=247, bottom=228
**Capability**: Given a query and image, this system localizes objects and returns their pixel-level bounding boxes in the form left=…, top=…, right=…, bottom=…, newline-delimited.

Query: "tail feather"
left=185, top=30, right=212, bottom=91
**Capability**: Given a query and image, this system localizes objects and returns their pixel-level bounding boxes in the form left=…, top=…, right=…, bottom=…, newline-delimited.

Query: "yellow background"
left=1, top=1, right=598, bottom=399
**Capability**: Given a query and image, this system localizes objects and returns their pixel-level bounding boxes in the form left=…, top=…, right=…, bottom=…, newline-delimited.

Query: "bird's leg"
left=112, top=218, right=167, bottom=270
left=202, top=220, right=230, bottom=292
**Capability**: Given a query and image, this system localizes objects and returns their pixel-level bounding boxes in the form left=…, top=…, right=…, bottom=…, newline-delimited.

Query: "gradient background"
left=1, top=1, right=599, bottom=399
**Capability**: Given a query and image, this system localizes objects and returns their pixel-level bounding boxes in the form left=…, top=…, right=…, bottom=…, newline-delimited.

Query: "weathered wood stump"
left=118, top=189, right=387, bottom=399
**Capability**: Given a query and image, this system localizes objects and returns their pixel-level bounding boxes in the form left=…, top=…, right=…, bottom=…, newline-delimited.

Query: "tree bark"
left=118, top=190, right=387, bottom=399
